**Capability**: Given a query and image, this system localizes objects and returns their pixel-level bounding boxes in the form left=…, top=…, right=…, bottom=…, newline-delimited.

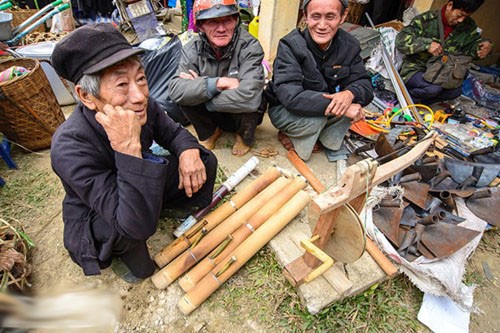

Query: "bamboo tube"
left=154, top=167, right=282, bottom=267
left=178, top=176, right=308, bottom=291
left=178, top=190, right=312, bottom=315
left=151, top=176, right=291, bottom=289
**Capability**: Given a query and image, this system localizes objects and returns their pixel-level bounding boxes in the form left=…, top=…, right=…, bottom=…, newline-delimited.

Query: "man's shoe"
left=111, top=258, right=143, bottom=284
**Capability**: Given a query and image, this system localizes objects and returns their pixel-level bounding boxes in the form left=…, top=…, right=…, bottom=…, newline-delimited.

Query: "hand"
left=427, top=41, right=443, bottom=56
left=216, top=77, right=240, bottom=90
left=179, top=69, right=199, bottom=80
left=344, top=103, right=365, bottom=123
left=477, top=41, right=493, bottom=59
left=95, top=104, right=142, bottom=158
left=178, top=149, right=207, bottom=197
left=322, top=90, right=354, bottom=117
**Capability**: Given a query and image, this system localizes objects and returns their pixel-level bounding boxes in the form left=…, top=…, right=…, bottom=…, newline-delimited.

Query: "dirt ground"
left=0, top=13, right=498, bottom=332
left=1, top=110, right=499, bottom=332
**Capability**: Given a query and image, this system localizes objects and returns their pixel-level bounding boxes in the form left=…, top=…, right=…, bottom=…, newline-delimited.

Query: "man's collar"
left=200, top=27, right=241, bottom=60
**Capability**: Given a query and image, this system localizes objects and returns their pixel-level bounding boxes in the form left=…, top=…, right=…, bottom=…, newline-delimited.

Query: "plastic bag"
left=366, top=27, right=404, bottom=79
left=50, top=10, right=75, bottom=33
left=462, top=72, right=500, bottom=110
left=141, top=36, right=189, bottom=125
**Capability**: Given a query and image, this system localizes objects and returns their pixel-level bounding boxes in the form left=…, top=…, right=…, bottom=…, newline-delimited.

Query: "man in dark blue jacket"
left=50, top=23, right=217, bottom=282
left=267, top=0, right=373, bottom=161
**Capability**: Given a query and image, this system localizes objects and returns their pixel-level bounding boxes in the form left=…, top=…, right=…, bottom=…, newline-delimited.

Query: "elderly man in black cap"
left=50, top=23, right=217, bottom=282
left=266, top=0, right=373, bottom=161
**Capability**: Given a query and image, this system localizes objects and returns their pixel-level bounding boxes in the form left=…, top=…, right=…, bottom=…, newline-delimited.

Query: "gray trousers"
left=269, top=105, right=351, bottom=160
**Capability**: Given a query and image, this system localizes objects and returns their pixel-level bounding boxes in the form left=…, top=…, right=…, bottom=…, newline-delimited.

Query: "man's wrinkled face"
left=305, top=0, right=347, bottom=50
left=199, top=15, right=238, bottom=48
left=445, top=2, right=472, bottom=26
left=93, top=61, right=149, bottom=126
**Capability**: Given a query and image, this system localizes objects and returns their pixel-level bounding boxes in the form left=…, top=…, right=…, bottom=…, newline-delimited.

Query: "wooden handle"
left=287, top=150, right=326, bottom=193
left=365, top=239, right=398, bottom=277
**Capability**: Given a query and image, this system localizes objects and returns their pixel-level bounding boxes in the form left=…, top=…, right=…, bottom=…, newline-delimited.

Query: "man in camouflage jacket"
left=396, top=0, right=493, bottom=104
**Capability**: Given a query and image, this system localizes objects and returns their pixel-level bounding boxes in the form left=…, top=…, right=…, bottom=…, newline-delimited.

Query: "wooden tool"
left=284, top=131, right=437, bottom=286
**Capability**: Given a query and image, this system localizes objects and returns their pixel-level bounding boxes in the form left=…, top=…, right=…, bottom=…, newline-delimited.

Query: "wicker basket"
left=5, top=8, right=46, bottom=34
left=0, top=58, right=65, bottom=150
left=346, top=0, right=366, bottom=25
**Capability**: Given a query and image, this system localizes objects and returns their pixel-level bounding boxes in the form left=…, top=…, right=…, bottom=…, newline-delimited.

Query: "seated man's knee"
left=407, top=72, right=442, bottom=98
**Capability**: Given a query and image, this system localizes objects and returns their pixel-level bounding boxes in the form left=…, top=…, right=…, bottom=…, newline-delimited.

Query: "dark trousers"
left=180, top=104, right=263, bottom=146
left=77, top=148, right=217, bottom=278
left=406, top=72, right=462, bottom=105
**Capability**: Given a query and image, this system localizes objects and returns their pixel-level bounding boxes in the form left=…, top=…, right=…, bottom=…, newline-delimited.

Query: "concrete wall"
left=258, top=0, right=300, bottom=63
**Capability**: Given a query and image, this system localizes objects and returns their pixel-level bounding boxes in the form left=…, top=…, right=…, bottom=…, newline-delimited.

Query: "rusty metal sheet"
left=420, top=223, right=481, bottom=259
left=466, top=188, right=500, bottom=226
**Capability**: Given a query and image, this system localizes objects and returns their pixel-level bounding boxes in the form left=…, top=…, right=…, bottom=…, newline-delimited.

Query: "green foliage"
left=0, top=156, right=63, bottom=222
left=211, top=247, right=425, bottom=332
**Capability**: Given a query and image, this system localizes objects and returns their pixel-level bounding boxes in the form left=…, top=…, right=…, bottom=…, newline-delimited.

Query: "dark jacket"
left=266, top=28, right=373, bottom=117
left=51, top=99, right=203, bottom=274
left=168, top=27, right=265, bottom=113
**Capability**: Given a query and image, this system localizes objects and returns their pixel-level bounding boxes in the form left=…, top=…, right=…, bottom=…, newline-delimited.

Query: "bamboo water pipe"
left=154, top=167, right=282, bottom=268
left=178, top=176, right=308, bottom=291
left=178, top=190, right=312, bottom=315
left=151, top=176, right=292, bottom=289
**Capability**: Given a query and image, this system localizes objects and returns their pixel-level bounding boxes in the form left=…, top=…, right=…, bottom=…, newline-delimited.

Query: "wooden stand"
left=282, top=132, right=437, bottom=290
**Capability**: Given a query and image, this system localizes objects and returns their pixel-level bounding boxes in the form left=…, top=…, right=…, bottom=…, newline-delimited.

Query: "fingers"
left=188, top=69, right=199, bottom=78
left=323, top=92, right=352, bottom=116
left=180, top=170, right=205, bottom=198
left=477, top=42, right=492, bottom=58
left=331, top=102, right=348, bottom=116
left=179, top=72, right=195, bottom=80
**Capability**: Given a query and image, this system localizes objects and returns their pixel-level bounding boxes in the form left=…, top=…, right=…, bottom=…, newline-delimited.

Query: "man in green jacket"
left=396, top=0, right=493, bottom=105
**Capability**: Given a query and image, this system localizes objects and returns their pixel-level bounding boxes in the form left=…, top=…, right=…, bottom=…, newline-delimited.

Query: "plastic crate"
left=0, top=12, right=13, bottom=41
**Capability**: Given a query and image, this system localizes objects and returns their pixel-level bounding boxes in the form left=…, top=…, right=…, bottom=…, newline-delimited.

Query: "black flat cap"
left=51, top=23, right=144, bottom=84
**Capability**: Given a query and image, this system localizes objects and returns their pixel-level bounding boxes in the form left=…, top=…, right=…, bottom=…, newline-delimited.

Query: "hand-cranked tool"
left=282, top=131, right=437, bottom=286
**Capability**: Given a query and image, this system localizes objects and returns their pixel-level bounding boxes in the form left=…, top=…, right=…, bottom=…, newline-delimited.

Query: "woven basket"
left=346, top=0, right=366, bottom=25
left=0, top=58, right=65, bottom=150
left=5, top=8, right=46, bottom=34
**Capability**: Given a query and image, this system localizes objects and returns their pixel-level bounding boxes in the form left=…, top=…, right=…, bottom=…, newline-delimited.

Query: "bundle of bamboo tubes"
left=178, top=190, right=312, bottom=315
left=153, top=167, right=283, bottom=268
left=151, top=171, right=308, bottom=289
left=151, top=169, right=312, bottom=315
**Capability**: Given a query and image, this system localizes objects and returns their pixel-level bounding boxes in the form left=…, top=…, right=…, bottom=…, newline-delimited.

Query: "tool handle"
left=286, top=150, right=326, bottom=193
left=7, top=3, right=70, bottom=45
left=365, top=239, right=398, bottom=277
left=0, top=2, right=12, bottom=10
